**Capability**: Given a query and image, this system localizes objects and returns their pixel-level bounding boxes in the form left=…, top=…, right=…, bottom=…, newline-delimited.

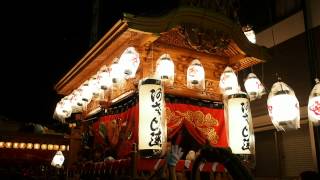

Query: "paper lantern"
left=226, top=92, right=255, bottom=154
left=118, top=47, right=140, bottom=79
left=51, top=151, right=65, bottom=168
left=308, top=78, right=320, bottom=126
left=13, top=142, right=19, bottom=149
left=242, top=25, right=256, bottom=44
left=60, top=145, right=66, bottom=151
left=19, top=142, right=26, bottom=149
left=48, top=144, right=54, bottom=150
left=110, top=58, right=124, bottom=85
left=267, top=81, right=300, bottom=131
left=79, top=80, right=93, bottom=103
left=155, top=54, right=175, bottom=85
left=138, top=78, right=166, bottom=150
left=26, top=143, right=33, bottom=149
left=0, top=142, right=4, bottom=148
left=219, top=66, right=240, bottom=96
left=89, top=76, right=103, bottom=100
left=187, top=59, right=205, bottom=90
left=244, top=73, right=266, bottom=101
left=97, top=65, right=112, bottom=90
left=34, top=143, right=40, bottom=150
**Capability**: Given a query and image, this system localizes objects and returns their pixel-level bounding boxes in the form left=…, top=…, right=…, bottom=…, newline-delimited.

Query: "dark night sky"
left=0, top=0, right=278, bottom=127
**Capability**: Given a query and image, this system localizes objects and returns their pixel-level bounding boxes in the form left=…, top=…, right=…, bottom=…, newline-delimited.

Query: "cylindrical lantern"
left=19, top=142, right=26, bottom=149
left=267, top=81, right=300, bottom=131
left=226, top=92, right=255, bottom=154
left=118, top=47, right=140, bottom=79
left=51, top=151, right=65, bottom=168
left=308, top=78, right=320, bottom=126
left=242, top=25, right=256, bottom=44
left=219, top=66, right=240, bottom=96
left=156, top=54, right=175, bottom=85
left=244, top=73, right=266, bottom=101
left=138, top=78, right=166, bottom=150
left=187, top=59, right=205, bottom=90
left=89, top=76, right=103, bottom=100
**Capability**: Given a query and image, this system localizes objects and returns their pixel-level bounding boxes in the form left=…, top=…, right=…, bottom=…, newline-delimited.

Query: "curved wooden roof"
left=55, top=6, right=270, bottom=102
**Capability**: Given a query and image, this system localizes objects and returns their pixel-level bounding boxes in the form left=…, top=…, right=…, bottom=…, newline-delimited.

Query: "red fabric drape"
left=93, top=102, right=227, bottom=158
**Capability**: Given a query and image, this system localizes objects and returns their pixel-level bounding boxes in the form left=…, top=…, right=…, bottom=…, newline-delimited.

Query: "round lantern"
left=308, top=78, right=320, bottom=126
left=88, top=76, right=103, bottom=100
left=242, top=25, right=256, bottom=44
left=187, top=59, right=205, bottom=90
left=267, top=81, right=300, bottom=131
left=78, top=80, right=93, bottom=103
left=97, top=65, right=112, bottom=90
left=244, top=73, right=266, bottom=101
left=51, top=151, right=65, bottom=168
left=226, top=92, right=255, bottom=154
left=155, top=54, right=175, bottom=85
left=110, top=58, right=124, bottom=85
left=219, top=66, right=240, bottom=96
left=118, top=47, right=140, bottom=79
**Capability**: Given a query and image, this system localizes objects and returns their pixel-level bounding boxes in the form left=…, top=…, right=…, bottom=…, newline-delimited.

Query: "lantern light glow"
left=156, top=54, right=175, bottom=85
left=308, top=78, right=320, bottom=126
left=118, top=47, right=140, bottom=79
left=51, top=151, right=65, bottom=168
left=267, top=81, right=300, bottom=131
left=187, top=59, right=205, bottom=90
left=244, top=73, right=266, bottom=101
left=219, top=66, right=240, bottom=96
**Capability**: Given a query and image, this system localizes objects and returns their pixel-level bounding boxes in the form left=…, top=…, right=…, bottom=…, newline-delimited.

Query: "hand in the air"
left=167, top=145, right=183, bottom=166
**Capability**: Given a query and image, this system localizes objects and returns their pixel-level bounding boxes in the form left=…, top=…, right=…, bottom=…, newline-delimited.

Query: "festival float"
left=54, top=1, right=269, bottom=179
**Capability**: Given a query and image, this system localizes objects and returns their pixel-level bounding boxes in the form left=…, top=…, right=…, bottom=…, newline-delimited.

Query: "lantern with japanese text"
left=138, top=78, right=166, bottom=150
left=219, top=66, right=240, bottom=96
left=226, top=92, right=255, bottom=154
left=155, top=54, right=175, bottom=86
left=267, top=81, right=300, bottom=131
left=244, top=73, right=266, bottom=101
left=118, top=47, right=140, bottom=79
left=51, top=151, right=65, bottom=168
left=187, top=59, right=205, bottom=90
left=78, top=80, right=94, bottom=104
left=308, top=78, right=320, bottom=126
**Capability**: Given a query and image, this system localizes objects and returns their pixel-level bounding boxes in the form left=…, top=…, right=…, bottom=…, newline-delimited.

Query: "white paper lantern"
left=267, top=81, right=300, bottom=131
left=138, top=78, right=166, bottom=150
left=51, top=151, right=65, bottom=168
left=155, top=54, right=175, bottom=85
left=219, top=66, right=240, bottom=96
left=244, top=73, right=266, bottom=101
left=79, top=80, right=93, bottom=103
left=118, top=47, right=140, bottom=79
left=242, top=25, right=256, bottom=44
left=308, top=78, right=320, bottom=126
left=226, top=92, right=255, bottom=154
left=89, top=76, right=103, bottom=99
left=97, top=65, right=112, bottom=90
left=187, top=59, right=205, bottom=90
left=110, top=58, right=124, bottom=85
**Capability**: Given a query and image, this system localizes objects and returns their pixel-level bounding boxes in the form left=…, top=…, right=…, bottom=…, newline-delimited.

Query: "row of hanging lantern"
left=53, top=48, right=208, bottom=122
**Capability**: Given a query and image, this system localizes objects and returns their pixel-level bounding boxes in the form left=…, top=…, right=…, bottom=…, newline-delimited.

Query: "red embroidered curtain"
left=92, top=102, right=227, bottom=158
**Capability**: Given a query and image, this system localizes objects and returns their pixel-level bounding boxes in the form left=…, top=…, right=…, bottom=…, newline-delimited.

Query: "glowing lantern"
left=19, top=143, right=26, bottom=149
left=67, top=91, right=83, bottom=113
left=5, top=142, right=12, bottom=148
left=54, top=145, right=60, bottom=151
left=79, top=80, right=93, bottom=103
left=219, top=66, right=240, bottom=96
left=60, top=145, right=66, bottom=151
left=13, top=142, right=19, bottom=149
left=34, top=143, right=40, bottom=150
left=53, top=97, right=73, bottom=123
left=187, top=59, right=205, bottom=90
left=89, top=76, right=103, bottom=100
left=226, top=92, right=255, bottom=154
left=97, top=65, right=112, bottom=90
left=138, top=78, right=166, bottom=150
left=267, top=81, right=300, bottom=131
left=48, top=144, right=54, bottom=150
left=51, top=151, right=65, bottom=168
left=118, top=47, right=140, bottom=79
left=242, top=25, right=256, bottom=44
left=41, top=144, right=47, bottom=150
left=0, top=142, right=4, bottom=148
left=308, top=78, right=320, bottom=126
left=110, top=58, right=124, bottom=85
left=244, top=73, right=266, bottom=101
left=27, top=143, right=33, bottom=149
left=155, top=54, right=175, bottom=85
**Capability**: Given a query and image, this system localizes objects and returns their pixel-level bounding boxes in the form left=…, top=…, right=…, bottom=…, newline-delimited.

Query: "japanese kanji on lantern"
left=226, top=92, right=255, bottom=154
left=138, top=78, right=166, bottom=150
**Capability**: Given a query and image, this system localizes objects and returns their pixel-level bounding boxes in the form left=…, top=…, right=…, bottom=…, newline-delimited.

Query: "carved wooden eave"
left=54, top=6, right=270, bottom=105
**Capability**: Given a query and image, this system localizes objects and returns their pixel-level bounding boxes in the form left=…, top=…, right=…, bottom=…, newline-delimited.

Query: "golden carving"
left=166, top=107, right=220, bottom=144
